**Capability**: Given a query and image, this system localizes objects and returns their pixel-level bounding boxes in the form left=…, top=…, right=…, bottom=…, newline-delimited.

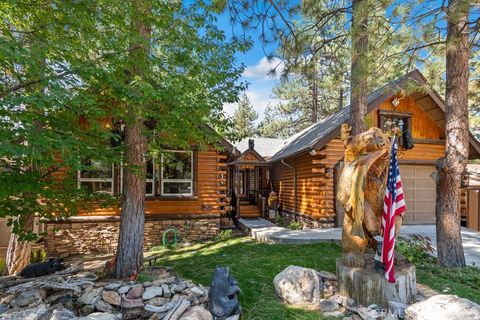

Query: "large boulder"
left=273, top=265, right=323, bottom=308
left=405, top=294, right=480, bottom=320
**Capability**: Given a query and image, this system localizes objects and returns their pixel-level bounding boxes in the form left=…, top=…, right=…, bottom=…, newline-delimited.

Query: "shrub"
left=288, top=221, right=301, bottom=230
left=396, top=234, right=435, bottom=264
left=216, top=229, right=233, bottom=241
left=274, top=215, right=288, bottom=227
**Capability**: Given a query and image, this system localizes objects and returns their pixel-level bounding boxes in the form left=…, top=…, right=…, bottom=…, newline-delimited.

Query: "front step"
left=239, top=204, right=261, bottom=218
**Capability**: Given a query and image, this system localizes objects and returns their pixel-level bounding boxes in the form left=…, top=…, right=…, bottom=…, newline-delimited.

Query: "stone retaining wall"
left=279, top=210, right=335, bottom=229
left=44, top=216, right=220, bottom=257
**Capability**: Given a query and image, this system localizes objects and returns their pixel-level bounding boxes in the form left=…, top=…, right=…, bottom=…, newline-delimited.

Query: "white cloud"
left=242, top=57, right=285, bottom=81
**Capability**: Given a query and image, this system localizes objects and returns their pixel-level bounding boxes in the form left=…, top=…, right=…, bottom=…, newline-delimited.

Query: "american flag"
left=381, top=137, right=406, bottom=283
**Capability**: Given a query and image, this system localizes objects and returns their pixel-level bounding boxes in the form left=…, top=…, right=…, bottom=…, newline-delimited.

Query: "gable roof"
left=235, top=137, right=285, bottom=159
left=268, top=69, right=480, bottom=162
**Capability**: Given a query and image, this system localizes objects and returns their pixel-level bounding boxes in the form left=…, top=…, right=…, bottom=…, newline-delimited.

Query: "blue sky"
left=216, top=11, right=283, bottom=123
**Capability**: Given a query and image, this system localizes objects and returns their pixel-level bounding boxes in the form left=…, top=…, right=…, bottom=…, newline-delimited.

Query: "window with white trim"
left=161, top=151, right=193, bottom=196
left=77, top=160, right=114, bottom=194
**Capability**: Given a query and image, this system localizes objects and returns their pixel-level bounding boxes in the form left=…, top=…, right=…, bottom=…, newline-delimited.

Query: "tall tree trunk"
left=435, top=0, right=469, bottom=268
left=311, top=81, right=318, bottom=123
left=114, top=1, right=150, bottom=279
left=6, top=215, right=34, bottom=275
left=115, top=121, right=147, bottom=279
left=350, top=0, right=368, bottom=135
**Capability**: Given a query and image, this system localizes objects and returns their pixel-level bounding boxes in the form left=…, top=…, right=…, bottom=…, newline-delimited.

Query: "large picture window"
left=161, top=151, right=193, bottom=196
left=146, top=158, right=155, bottom=196
left=78, top=160, right=114, bottom=194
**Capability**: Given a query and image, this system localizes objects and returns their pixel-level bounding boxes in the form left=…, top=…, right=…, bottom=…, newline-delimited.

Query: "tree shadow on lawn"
left=153, top=237, right=342, bottom=320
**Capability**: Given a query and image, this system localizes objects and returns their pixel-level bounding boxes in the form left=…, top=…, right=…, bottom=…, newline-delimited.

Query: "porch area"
left=227, top=141, right=272, bottom=220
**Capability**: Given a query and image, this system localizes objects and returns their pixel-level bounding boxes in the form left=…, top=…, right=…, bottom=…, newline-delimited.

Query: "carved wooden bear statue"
left=337, top=127, right=404, bottom=267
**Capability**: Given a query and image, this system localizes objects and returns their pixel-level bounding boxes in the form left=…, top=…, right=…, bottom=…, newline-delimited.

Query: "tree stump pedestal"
left=336, top=255, right=417, bottom=307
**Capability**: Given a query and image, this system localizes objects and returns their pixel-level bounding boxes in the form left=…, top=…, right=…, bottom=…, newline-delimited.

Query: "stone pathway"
left=238, top=218, right=480, bottom=266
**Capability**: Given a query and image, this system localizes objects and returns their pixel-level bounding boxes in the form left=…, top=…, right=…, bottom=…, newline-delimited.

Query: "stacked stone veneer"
left=279, top=210, right=335, bottom=229
left=44, top=216, right=220, bottom=257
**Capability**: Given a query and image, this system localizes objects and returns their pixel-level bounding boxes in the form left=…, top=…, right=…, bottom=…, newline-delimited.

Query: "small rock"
left=95, top=299, right=114, bottom=313
left=80, top=304, right=95, bottom=316
left=162, top=283, right=172, bottom=298
left=121, top=297, right=144, bottom=309
left=102, top=291, right=121, bottom=306
left=146, top=297, right=170, bottom=306
left=0, top=304, right=48, bottom=320
left=143, top=281, right=153, bottom=288
left=163, top=298, right=191, bottom=320
left=118, top=285, right=131, bottom=294
left=143, top=286, right=163, bottom=300
left=368, top=304, right=381, bottom=310
left=347, top=298, right=356, bottom=307
left=442, top=287, right=451, bottom=293
left=388, top=301, right=408, bottom=319
left=15, top=289, right=46, bottom=307
left=78, top=287, right=102, bottom=305
left=172, top=282, right=187, bottom=293
left=104, top=283, right=122, bottom=291
left=179, top=306, right=213, bottom=320
left=79, top=312, right=122, bottom=320
left=320, top=296, right=341, bottom=312
left=95, top=282, right=107, bottom=288
left=190, top=287, right=204, bottom=296
left=0, top=295, right=15, bottom=305
left=48, top=307, right=77, bottom=320
left=126, top=284, right=144, bottom=299
left=0, top=304, right=9, bottom=315
left=153, top=277, right=176, bottom=285
left=323, top=309, right=346, bottom=318
left=225, top=316, right=240, bottom=320
left=414, top=294, right=425, bottom=302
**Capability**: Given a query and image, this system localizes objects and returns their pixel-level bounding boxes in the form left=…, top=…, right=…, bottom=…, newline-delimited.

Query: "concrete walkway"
left=238, top=218, right=480, bottom=266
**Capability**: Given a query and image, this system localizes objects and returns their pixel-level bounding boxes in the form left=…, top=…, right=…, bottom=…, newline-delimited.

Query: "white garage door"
left=400, top=165, right=437, bottom=224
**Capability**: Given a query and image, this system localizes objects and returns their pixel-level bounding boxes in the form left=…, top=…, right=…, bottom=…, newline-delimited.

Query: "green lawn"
left=414, top=260, right=480, bottom=304
left=150, top=237, right=341, bottom=320
left=149, top=237, right=480, bottom=320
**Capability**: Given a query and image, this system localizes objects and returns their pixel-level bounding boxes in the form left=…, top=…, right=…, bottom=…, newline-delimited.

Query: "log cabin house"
left=3, top=69, right=480, bottom=259
left=229, top=69, right=480, bottom=229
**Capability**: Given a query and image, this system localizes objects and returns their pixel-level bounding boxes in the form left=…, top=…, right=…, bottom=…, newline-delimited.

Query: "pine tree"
left=232, top=94, right=258, bottom=141
left=435, top=0, right=469, bottom=268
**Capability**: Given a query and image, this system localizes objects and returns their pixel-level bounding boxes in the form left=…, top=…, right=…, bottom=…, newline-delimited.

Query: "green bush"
left=215, top=229, right=233, bottom=241
left=274, top=215, right=288, bottom=227
left=288, top=221, right=301, bottom=230
left=396, top=234, right=434, bottom=264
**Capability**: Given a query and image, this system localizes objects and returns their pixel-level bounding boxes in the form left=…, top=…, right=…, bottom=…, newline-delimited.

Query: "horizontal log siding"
left=78, top=149, right=227, bottom=216
left=270, top=139, right=345, bottom=225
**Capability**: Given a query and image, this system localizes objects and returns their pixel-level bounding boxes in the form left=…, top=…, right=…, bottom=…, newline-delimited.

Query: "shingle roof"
left=234, top=137, right=286, bottom=159
left=268, top=70, right=422, bottom=162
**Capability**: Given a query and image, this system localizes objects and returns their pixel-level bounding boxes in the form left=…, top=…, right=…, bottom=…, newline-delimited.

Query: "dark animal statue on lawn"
left=337, top=126, right=405, bottom=267
left=20, top=258, right=66, bottom=278
left=208, top=266, right=241, bottom=320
